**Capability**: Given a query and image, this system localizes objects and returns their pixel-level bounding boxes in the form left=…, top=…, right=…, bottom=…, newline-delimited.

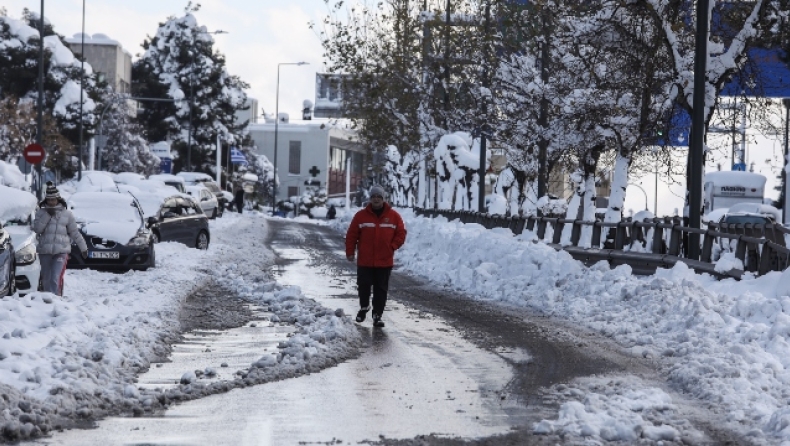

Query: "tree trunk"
left=604, top=152, right=631, bottom=223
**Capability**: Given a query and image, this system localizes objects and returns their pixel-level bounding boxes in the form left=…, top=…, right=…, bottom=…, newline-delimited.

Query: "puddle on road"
left=138, top=306, right=295, bottom=390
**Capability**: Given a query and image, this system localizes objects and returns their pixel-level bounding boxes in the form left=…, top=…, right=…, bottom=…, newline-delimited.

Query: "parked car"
left=0, top=185, right=41, bottom=295
left=148, top=174, right=186, bottom=193
left=136, top=192, right=211, bottom=249
left=0, top=223, right=15, bottom=296
left=66, top=192, right=155, bottom=271
left=185, top=185, right=220, bottom=219
left=177, top=172, right=227, bottom=217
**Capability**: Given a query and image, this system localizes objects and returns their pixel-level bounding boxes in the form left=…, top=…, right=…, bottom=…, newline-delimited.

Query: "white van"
left=703, top=171, right=766, bottom=215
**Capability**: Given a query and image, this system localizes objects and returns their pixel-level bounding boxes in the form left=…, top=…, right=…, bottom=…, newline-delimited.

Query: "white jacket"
left=33, top=205, right=88, bottom=255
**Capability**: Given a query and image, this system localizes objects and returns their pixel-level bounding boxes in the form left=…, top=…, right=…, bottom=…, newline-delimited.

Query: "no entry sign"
left=23, top=143, right=46, bottom=164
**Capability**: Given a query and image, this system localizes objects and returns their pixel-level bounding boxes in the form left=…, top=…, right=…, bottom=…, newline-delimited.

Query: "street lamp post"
left=271, top=61, right=309, bottom=213
left=35, top=0, right=45, bottom=199
left=782, top=98, right=790, bottom=224
left=77, top=0, right=85, bottom=180
left=186, top=29, right=227, bottom=172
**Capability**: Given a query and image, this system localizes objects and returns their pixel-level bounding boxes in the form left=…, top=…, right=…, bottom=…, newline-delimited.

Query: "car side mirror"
left=147, top=216, right=158, bottom=226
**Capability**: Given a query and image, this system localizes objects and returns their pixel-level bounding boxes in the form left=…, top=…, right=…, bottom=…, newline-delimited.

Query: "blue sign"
left=160, top=158, right=172, bottom=174
left=732, top=163, right=747, bottom=171
left=721, top=48, right=790, bottom=98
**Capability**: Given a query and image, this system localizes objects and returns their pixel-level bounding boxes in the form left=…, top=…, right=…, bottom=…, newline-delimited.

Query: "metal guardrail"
left=414, top=208, right=790, bottom=279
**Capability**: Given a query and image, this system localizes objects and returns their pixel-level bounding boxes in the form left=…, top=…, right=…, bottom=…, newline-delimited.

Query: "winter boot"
left=372, top=313, right=385, bottom=328
left=356, top=306, right=370, bottom=323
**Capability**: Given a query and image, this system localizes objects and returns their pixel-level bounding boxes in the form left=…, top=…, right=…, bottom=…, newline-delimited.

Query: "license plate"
left=90, top=251, right=119, bottom=259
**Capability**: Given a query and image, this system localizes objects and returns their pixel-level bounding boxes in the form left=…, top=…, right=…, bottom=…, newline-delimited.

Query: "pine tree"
left=133, top=8, right=249, bottom=174
left=100, top=93, right=159, bottom=175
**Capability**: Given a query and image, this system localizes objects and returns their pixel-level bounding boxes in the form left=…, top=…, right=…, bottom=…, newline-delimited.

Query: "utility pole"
left=687, top=0, right=711, bottom=260
left=536, top=7, right=550, bottom=202
left=35, top=0, right=45, bottom=200
left=478, top=0, right=490, bottom=213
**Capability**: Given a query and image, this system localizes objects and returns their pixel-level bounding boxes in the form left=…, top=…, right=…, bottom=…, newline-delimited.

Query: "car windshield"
left=723, top=215, right=770, bottom=225
left=204, top=183, right=220, bottom=193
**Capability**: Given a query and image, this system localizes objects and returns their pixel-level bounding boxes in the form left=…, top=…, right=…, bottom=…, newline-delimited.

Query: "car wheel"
left=196, top=231, right=210, bottom=250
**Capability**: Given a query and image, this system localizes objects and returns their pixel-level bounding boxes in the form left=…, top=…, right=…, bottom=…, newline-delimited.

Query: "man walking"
left=345, top=185, right=407, bottom=327
left=33, top=182, right=88, bottom=296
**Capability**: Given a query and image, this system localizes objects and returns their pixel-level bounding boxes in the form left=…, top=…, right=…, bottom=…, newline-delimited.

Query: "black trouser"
left=357, top=266, right=393, bottom=316
left=235, top=201, right=243, bottom=213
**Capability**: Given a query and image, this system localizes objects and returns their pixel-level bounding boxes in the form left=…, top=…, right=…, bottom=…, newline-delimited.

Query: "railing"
left=414, top=208, right=790, bottom=279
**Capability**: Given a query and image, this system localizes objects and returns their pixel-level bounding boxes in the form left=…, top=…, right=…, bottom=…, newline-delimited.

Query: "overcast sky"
left=3, top=0, right=329, bottom=120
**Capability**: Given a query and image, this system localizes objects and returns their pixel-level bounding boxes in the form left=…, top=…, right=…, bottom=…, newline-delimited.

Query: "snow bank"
left=334, top=209, right=790, bottom=444
left=0, top=186, right=37, bottom=224
left=0, top=214, right=361, bottom=442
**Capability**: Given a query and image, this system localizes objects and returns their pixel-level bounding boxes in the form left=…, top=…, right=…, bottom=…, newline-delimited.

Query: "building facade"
left=65, top=33, right=132, bottom=94
left=247, top=117, right=366, bottom=203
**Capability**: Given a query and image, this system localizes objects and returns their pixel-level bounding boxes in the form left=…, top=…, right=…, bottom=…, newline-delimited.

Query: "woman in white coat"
left=32, top=182, right=88, bottom=296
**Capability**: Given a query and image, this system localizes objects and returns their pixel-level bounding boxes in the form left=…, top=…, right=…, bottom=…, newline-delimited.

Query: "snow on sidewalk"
left=332, top=208, right=790, bottom=444
left=0, top=212, right=361, bottom=442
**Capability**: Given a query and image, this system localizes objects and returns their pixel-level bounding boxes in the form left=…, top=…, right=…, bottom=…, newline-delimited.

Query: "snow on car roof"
left=149, top=174, right=185, bottom=183
left=703, top=171, right=767, bottom=188
left=176, top=172, right=213, bottom=183
left=0, top=185, right=37, bottom=225
left=131, top=190, right=192, bottom=218
left=114, top=172, right=147, bottom=184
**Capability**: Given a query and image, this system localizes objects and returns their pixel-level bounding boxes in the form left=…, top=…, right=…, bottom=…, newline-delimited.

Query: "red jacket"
left=346, top=203, right=407, bottom=267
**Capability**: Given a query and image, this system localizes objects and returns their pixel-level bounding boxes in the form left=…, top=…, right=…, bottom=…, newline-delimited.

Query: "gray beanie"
left=369, top=185, right=386, bottom=199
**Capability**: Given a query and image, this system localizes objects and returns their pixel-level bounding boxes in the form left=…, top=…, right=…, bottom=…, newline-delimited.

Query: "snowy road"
left=32, top=219, right=529, bottom=445
left=26, top=216, right=751, bottom=445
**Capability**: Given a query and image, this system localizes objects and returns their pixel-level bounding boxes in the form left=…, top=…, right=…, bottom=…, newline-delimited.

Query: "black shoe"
left=356, top=306, right=370, bottom=323
left=372, top=313, right=385, bottom=328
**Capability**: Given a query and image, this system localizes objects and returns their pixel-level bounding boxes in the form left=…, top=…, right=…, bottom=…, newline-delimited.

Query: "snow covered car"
left=136, top=192, right=211, bottom=249
left=0, top=185, right=41, bottom=295
left=66, top=192, right=155, bottom=271
left=148, top=174, right=186, bottom=193
left=177, top=172, right=227, bottom=217
left=185, top=184, right=220, bottom=219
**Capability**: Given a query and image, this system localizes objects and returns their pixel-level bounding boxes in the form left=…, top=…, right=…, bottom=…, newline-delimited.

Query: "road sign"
left=23, top=143, right=46, bottom=164
left=732, top=163, right=747, bottom=171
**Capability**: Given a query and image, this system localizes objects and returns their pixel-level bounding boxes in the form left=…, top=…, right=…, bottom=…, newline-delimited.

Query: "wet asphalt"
left=28, top=217, right=745, bottom=445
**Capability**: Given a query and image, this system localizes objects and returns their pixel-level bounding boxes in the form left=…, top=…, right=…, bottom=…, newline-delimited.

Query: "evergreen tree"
left=100, top=93, right=160, bottom=175
left=0, top=11, right=104, bottom=143
left=133, top=7, right=249, bottom=173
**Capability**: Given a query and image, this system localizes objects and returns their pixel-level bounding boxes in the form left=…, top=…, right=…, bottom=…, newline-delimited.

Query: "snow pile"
left=0, top=213, right=361, bottom=442
left=0, top=161, right=28, bottom=189
left=533, top=376, right=701, bottom=443
left=379, top=210, right=790, bottom=443
left=0, top=186, right=37, bottom=224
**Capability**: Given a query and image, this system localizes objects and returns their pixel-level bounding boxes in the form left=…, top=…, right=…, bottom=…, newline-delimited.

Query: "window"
left=288, top=186, right=299, bottom=198
left=289, top=141, right=301, bottom=174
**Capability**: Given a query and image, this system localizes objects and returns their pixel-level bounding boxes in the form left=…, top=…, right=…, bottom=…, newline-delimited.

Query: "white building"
left=65, top=33, right=132, bottom=94
left=247, top=115, right=367, bottom=203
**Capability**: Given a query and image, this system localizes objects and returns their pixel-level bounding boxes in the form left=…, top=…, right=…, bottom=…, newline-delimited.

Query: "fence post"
left=701, top=231, right=714, bottom=263
left=652, top=224, right=664, bottom=254
left=570, top=220, right=582, bottom=246
left=537, top=218, right=547, bottom=240
left=552, top=219, right=563, bottom=244
left=591, top=221, right=602, bottom=248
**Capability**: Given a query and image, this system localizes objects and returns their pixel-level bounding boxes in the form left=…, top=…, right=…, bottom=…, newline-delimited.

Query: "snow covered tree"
left=99, top=93, right=159, bottom=175
left=0, top=11, right=104, bottom=146
left=133, top=8, right=249, bottom=173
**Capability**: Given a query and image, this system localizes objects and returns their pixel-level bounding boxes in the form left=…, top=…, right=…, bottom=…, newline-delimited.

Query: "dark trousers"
left=357, top=266, right=392, bottom=315
left=235, top=201, right=243, bottom=213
